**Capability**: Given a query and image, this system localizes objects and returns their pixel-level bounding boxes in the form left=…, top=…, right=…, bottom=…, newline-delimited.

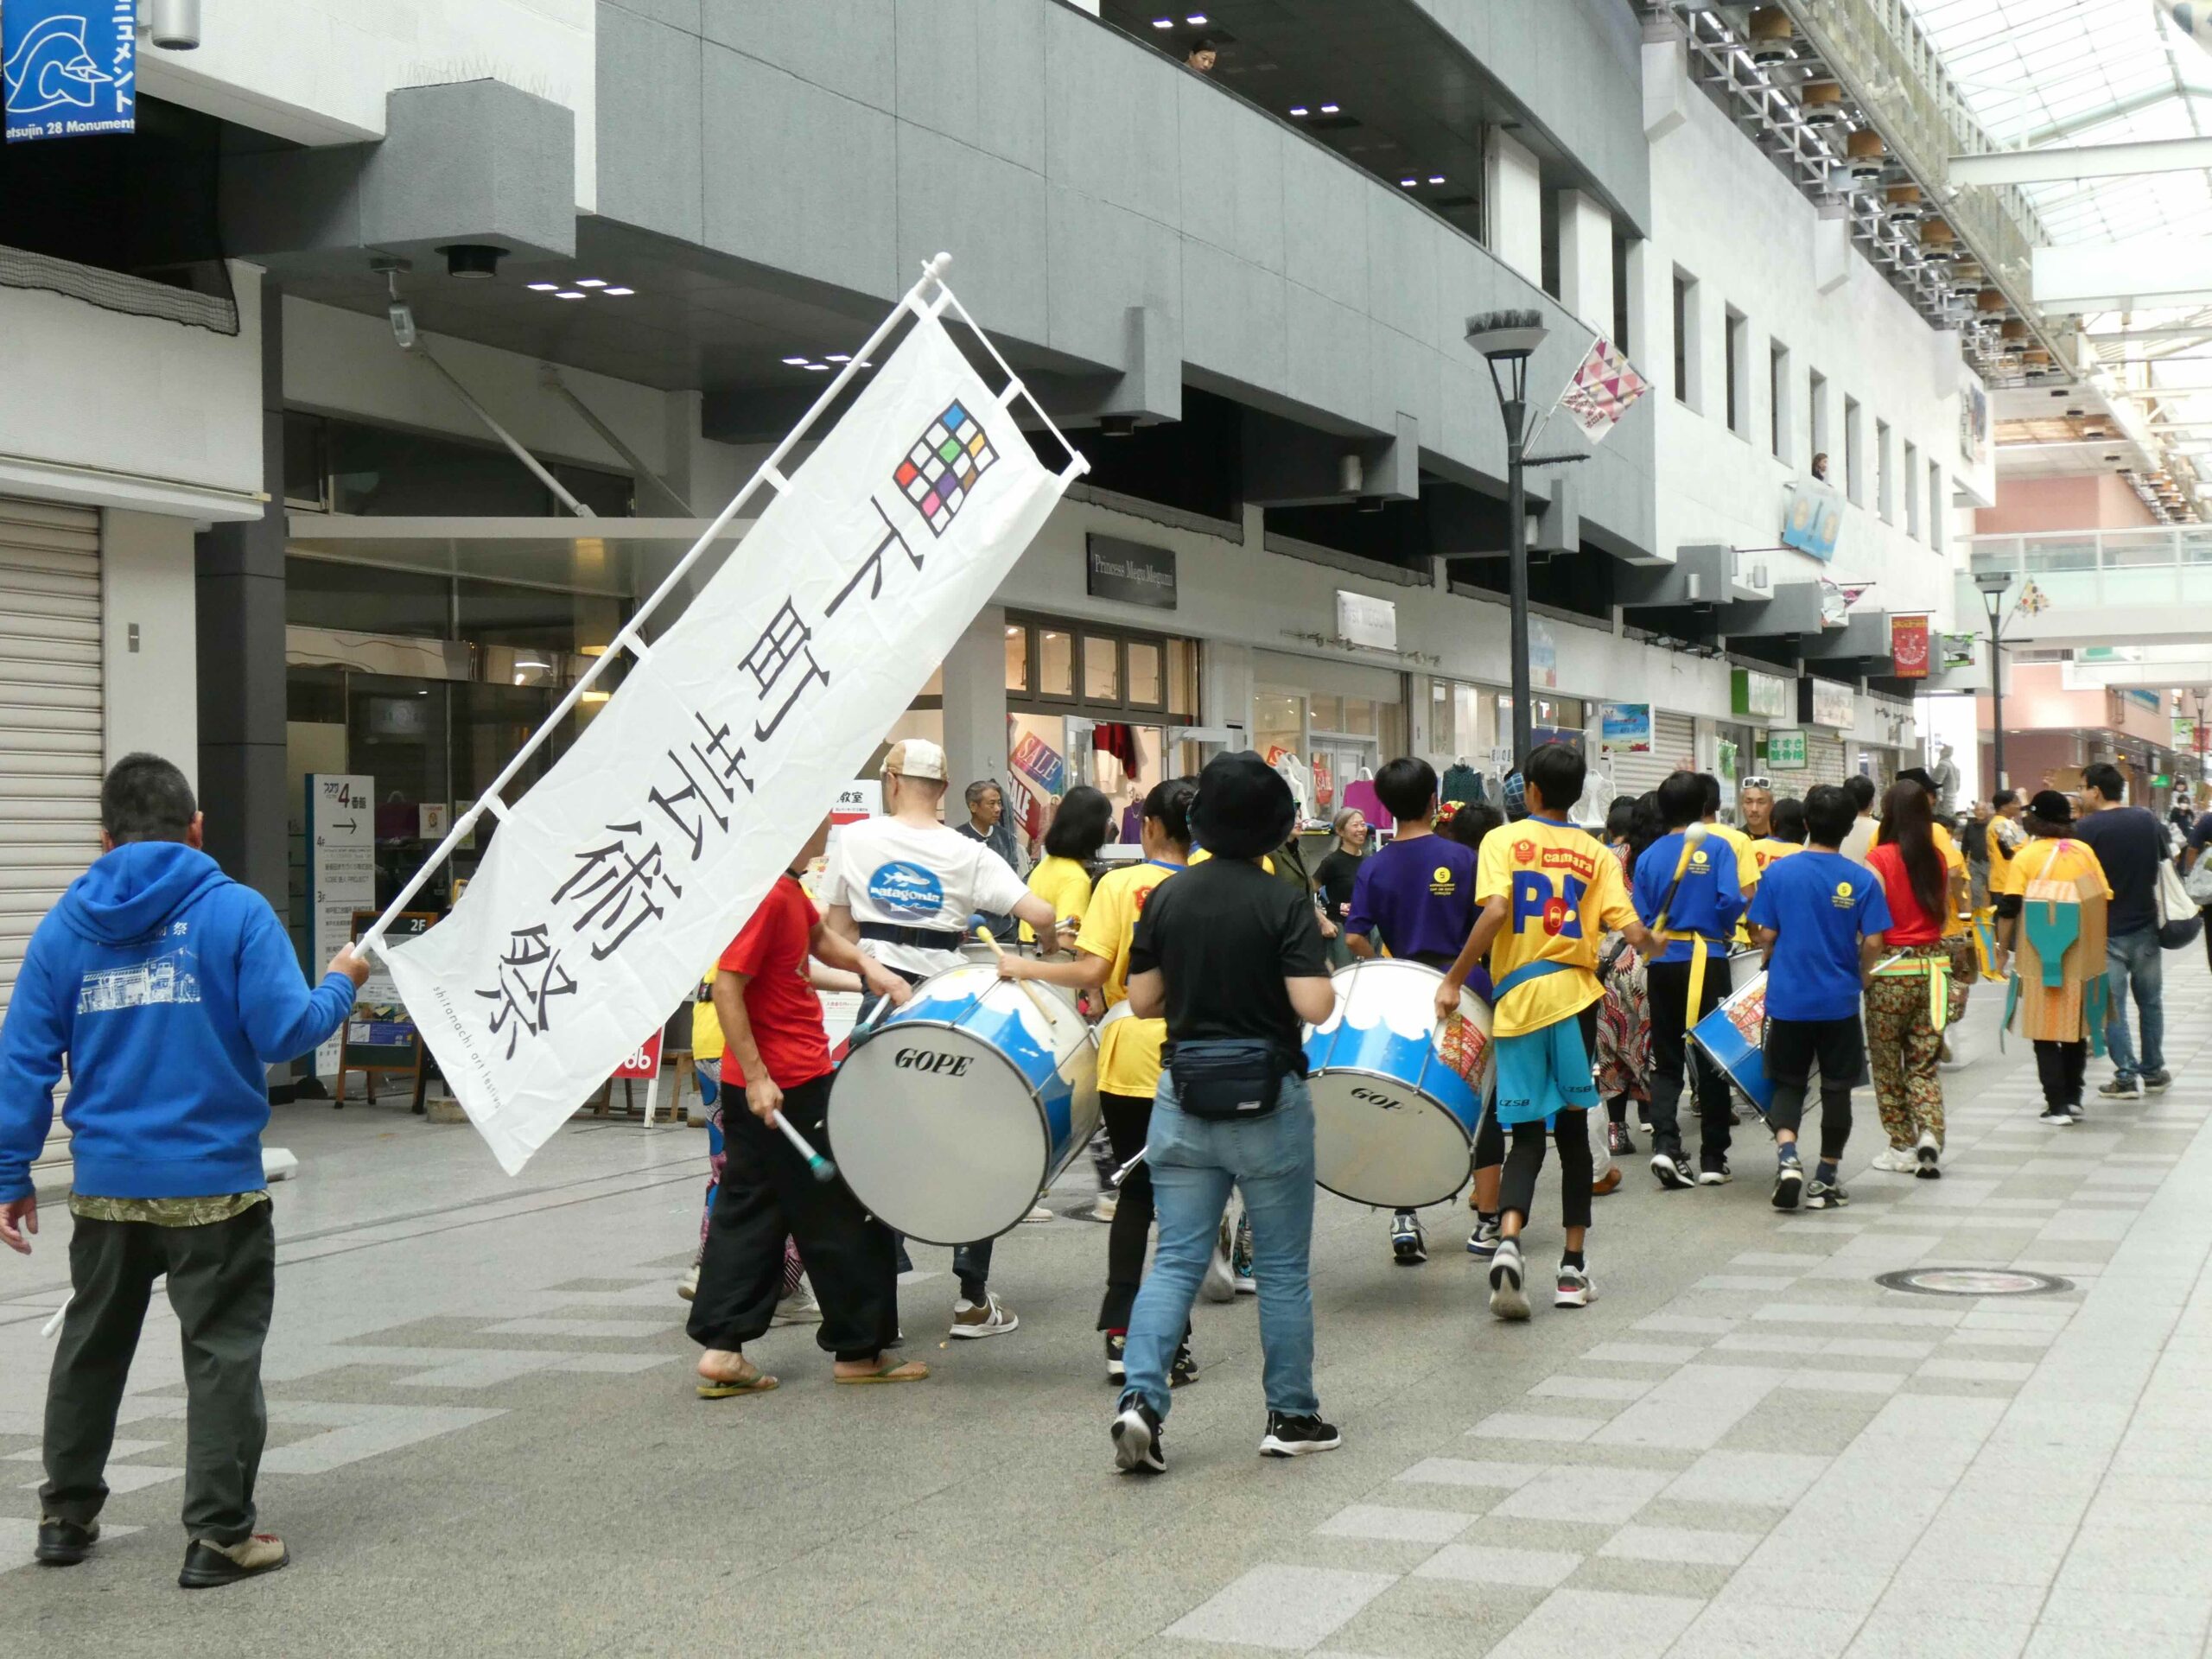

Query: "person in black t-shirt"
left=1311, top=808, right=1368, bottom=962
left=1109, top=752, right=1339, bottom=1477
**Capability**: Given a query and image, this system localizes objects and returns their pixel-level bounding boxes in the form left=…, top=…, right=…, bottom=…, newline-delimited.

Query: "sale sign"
left=1891, top=614, right=1930, bottom=679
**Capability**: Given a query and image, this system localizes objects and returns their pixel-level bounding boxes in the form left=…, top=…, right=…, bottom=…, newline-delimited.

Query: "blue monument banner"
left=3, top=0, right=135, bottom=143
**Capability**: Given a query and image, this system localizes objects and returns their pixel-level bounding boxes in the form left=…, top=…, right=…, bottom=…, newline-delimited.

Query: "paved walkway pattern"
left=2, top=966, right=2209, bottom=1656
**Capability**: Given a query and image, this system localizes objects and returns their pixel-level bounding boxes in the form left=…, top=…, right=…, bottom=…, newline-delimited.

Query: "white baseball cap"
left=880, top=737, right=948, bottom=782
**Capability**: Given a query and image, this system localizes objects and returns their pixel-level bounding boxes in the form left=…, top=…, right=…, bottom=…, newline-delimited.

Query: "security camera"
left=144, top=0, right=201, bottom=50
left=389, top=302, right=418, bottom=352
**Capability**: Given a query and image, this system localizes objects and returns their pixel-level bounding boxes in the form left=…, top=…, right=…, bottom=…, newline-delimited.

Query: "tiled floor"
left=3, top=963, right=2212, bottom=1656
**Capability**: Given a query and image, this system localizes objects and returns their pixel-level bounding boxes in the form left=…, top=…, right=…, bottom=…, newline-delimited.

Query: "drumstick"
left=1650, top=822, right=1709, bottom=937
left=42, top=1294, right=70, bottom=1338
left=1112, top=1146, right=1147, bottom=1186
left=974, top=925, right=1060, bottom=1022
left=771, top=1110, right=838, bottom=1182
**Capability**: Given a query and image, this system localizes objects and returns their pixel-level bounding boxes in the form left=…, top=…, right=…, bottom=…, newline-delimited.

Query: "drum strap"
left=1657, top=931, right=1727, bottom=1020
left=1493, top=959, right=1572, bottom=1001
left=859, top=920, right=968, bottom=950
left=1871, top=950, right=1951, bottom=1033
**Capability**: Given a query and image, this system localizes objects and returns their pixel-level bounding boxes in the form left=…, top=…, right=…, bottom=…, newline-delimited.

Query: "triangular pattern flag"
left=1554, top=335, right=1651, bottom=444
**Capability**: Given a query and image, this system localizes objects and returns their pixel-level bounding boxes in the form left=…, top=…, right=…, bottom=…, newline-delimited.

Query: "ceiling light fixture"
left=804, top=363, right=830, bottom=372
left=826, top=353, right=851, bottom=363
left=1428, top=175, right=1445, bottom=184
left=782, top=356, right=810, bottom=365
left=527, top=282, right=558, bottom=292
left=555, top=290, right=586, bottom=300
left=602, top=287, right=633, bottom=296
left=1399, top=177, right=1417, bottom=187
left=575, top=278, right=607, bottom=289
left=1319, top=103, right=1339, bottom=113
left=1186, top=12, right=1208, bottom=22
left=1289, top=105, right=1308, bottom=116
left=1152, top=16, right=1173, bottom=26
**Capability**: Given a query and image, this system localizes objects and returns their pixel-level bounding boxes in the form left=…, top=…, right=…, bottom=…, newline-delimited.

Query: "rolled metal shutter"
left=1804, top=733, right=1849, bottom=791
left=1610, top=709, right=1694, bottom=801
left=0, top=498, right=104, bottom=1184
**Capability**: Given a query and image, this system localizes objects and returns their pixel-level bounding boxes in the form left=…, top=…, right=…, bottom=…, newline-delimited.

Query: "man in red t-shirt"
left=690, top=818, right=927, bottom=1393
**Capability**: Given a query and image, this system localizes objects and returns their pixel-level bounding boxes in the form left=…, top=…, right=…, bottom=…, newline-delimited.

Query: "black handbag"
left=1166, top=1039, right=1295, bottom=1122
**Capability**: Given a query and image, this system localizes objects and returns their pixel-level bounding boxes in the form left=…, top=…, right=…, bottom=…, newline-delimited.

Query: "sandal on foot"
left=696, top=1363, right=779, bottom=1398
left=834, top=1357, right=930, bottom=1384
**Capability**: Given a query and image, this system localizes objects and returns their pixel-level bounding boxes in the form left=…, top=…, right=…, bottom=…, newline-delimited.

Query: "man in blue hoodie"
left=0, top=753, right=366, bottom=1589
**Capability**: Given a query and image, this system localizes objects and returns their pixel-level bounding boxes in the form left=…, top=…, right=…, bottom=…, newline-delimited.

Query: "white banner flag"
left=383, top=294, right=1077, bottom=1173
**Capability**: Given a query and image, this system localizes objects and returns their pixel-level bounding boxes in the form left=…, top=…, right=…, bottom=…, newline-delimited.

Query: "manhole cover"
left=1877, top=1268, right=2072, bottom=1298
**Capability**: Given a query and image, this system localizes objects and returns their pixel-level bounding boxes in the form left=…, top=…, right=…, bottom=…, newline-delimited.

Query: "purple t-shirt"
left=1347, top=835, right=1480, bottom=968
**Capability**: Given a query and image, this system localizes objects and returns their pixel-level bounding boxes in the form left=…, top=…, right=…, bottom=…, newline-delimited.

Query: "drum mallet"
left=1111, top=1146, right=1148, bottom=1186
left=973, top=926, right=1059, bottom=1022
left=1649, top=822, right=1709, bottom=936
left=42, top=1294, right=72, bottom=1338
left=769, top=1111, right=838, bottom=1183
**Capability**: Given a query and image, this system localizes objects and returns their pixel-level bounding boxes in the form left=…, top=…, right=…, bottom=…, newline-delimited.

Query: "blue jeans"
left=1123, top=1074, right=1319, bottom=1421
left=2105, top=925, right=2165, bottom=1082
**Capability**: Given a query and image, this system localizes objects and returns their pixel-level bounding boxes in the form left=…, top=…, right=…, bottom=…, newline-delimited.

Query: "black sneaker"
left=1607, top=1122, right=1637, bottom=1157
left=1389, top=1211, right=1427, bottom=1265
left=1651, top=1151, right=1694, bottom=1190
left=2145, top=1069, right=2173, bottom=1095
left=178, top=1532, right=289, bottom=1589
left=1104, top=1332, right=1126, bottom=1382
left=1771, top=1157, right=1803, bottom=1211
left=2037, top=1104, right=2073, bottom=1125
left=1697, top=1157, right=1733, bottom=1187
left=1261, top=1411, right=1342, bottom=1457
left=1111, top=1395, right=1166, bottom=1473
left=1804, top=1178, right=1849, bottom=1210
left=1488, top=1238, right=1530, bottom=1321
left=35, top=1517, right=97, bottom=1566
left=1170, top=1344, right=1199, bottom=1389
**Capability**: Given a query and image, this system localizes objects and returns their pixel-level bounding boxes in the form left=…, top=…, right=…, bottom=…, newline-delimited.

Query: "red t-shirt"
left=1865, top=843, right=1941, bottom=945
left=716, top=875, right=832, bottom=1089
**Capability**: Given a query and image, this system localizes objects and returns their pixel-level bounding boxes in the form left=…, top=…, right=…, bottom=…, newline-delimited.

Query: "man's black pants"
left=1644, top=955, right=1734, bottom=1164
left=1764, top=1014, right=1862, bottom=1162
left=687, top=1074, right=899, bottom=1362
left=2034, top=1039, right=2088, bottom=1110
left=43, top=1202, right=275, bottom=1546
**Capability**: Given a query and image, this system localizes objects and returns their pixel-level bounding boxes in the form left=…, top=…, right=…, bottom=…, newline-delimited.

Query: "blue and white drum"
left=1304, top=958, right=1493, bottom=1209
left=1689, top=965, right=1775, bottom=1121
left=828, top=963, right=1100, bottom=1245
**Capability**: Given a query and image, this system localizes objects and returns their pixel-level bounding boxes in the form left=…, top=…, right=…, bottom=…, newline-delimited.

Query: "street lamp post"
left=1466, top=309, right=1549, bottom=769
left=1974, top=569, right=2012, bottom=795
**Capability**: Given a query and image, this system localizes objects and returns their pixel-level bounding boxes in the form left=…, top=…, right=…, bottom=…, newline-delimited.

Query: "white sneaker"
left=1915, top=1129, right=1942, bottom=1179
left=1091, top=1193, right=1119, bottom=1223
left=2037, top=1105, right=2075, bottom=1125
left=1554, top=1262, right=1594, bottom=1309
left=950, top=1294, right=1019, bottom=1338
left=771, top=1285, right=822, bottom=1326
left=1869, top=1145, right=1919, bottom=1174
left=1021, top=1204, right=1054, bottom=1224
left=677, top=1262, right=700, bottom=1302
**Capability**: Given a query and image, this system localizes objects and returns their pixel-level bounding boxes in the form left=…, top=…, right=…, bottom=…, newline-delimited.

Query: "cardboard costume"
left=2003, top=839, right=2107, bottom=1052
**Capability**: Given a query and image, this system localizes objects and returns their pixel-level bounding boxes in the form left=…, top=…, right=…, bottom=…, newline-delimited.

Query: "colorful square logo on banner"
left=893, top=399, right=997, bottom=537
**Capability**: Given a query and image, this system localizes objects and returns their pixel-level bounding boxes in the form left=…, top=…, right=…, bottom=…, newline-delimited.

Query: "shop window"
left=1166, top=639, right=1198, bottom=720
left=1084, top=634, right=1121, bottom=702
left=1004, top=622, right=1028, bottom=693
left=1039, top=630, right=1074, bottom=697
left=1127, top=639, right=1163, bottom=708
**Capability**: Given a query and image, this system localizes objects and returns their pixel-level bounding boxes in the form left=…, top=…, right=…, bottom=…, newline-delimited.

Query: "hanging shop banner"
left=1800, top=677, right=1854, bottom=730
left=3, top=0, right=135, bottom=143
left=1599, top=702, right=1653, bottom=754
left=1530, top=620, right=1559, bottom=690
left=1554, top=334, right=1650, bottom=444
left=1817, top=578, right=1873, bottom=629
left=1335, top=589, right=1398, bottom=651
left=1766, top=729, right=1808, bottom=771
left=307, top=774, right=375, bottom=1075
left=380, top=295, right=1078, bottom=1175
left=1781, top=476, right=1844, bottom=563
left=1941, top=632, right=1978, bottom=671
left=2175, top=716, right=2201, bottom=754
left=1730, top=669, right=1789, bottom=720
left=1891, top=614, right=1931, bottom=679
left=1085, top=534, right=1177, bottom=610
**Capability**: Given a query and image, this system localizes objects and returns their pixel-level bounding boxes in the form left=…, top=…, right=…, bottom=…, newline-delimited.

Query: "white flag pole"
left=358, top=251, right=1068, bottom=961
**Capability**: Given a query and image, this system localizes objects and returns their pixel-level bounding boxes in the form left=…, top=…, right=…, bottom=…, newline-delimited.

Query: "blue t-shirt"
left=1346, top=835, right=1479, bottom=968
left=1745, top=849, right=1892, bottom=1022
left=1630, top=830, right=1745, bottom=963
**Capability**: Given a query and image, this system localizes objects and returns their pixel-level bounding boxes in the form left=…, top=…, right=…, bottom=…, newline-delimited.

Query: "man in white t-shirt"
left=824, top=738, right=1056, bottom=1339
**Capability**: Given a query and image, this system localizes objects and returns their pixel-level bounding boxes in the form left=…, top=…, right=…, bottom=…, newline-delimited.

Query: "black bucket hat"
left=1192, top=750, right=1296, bottom=861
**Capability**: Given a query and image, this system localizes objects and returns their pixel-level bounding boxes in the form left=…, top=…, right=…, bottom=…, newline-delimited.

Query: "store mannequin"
left=1930, top=744, right=1961, bottom=817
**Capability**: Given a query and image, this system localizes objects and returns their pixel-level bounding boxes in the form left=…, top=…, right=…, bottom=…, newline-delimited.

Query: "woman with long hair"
left=1001, top=778, right=1202, bottom=1385
left=1596, top=794, right=1660, bottom=1147
left=1021, top=784, right=1115, bottom=949
left=1865, top=780, right=1952, bottom=1177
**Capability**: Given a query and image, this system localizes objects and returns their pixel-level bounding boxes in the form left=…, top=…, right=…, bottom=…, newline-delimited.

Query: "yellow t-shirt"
left=1997, top=836, right=2111, bottom=901
left=1187, top=849, right=1275, bottom=874
left=1708, top=821, right=1761, bottom=893
left=690, top=974, right=723, bottom=1061
left=1932, top=822, right=1969, bottom=938
left=1019, top=855, right=1094, bottom=945
left=1075, top=861, right=1179, bottom=1096
left=1749, top=837, right=1804, bottom=872
left=1476, top=817, right=1637, bottom=1038
left=1986, top=815, right=2022, bottom=881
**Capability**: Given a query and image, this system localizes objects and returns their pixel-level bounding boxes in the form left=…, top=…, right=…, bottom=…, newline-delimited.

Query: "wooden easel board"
left=335, top=909, right=435, bottom=1109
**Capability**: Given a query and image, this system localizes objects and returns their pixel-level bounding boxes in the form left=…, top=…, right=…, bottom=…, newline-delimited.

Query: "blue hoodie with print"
left=0, top=842, right=358, bottom=1204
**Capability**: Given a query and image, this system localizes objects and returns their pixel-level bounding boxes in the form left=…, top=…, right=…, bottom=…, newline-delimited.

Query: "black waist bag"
left=1167, top=1039, right=1296, bottom=1122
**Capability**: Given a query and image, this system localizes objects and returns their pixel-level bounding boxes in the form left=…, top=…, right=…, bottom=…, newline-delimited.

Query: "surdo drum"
left=828, top=963, right=1100, bottom=1244
left=1688, top=960, right=1776, bottom=1121
left=1303, top=958, right=1494, bottom=1209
